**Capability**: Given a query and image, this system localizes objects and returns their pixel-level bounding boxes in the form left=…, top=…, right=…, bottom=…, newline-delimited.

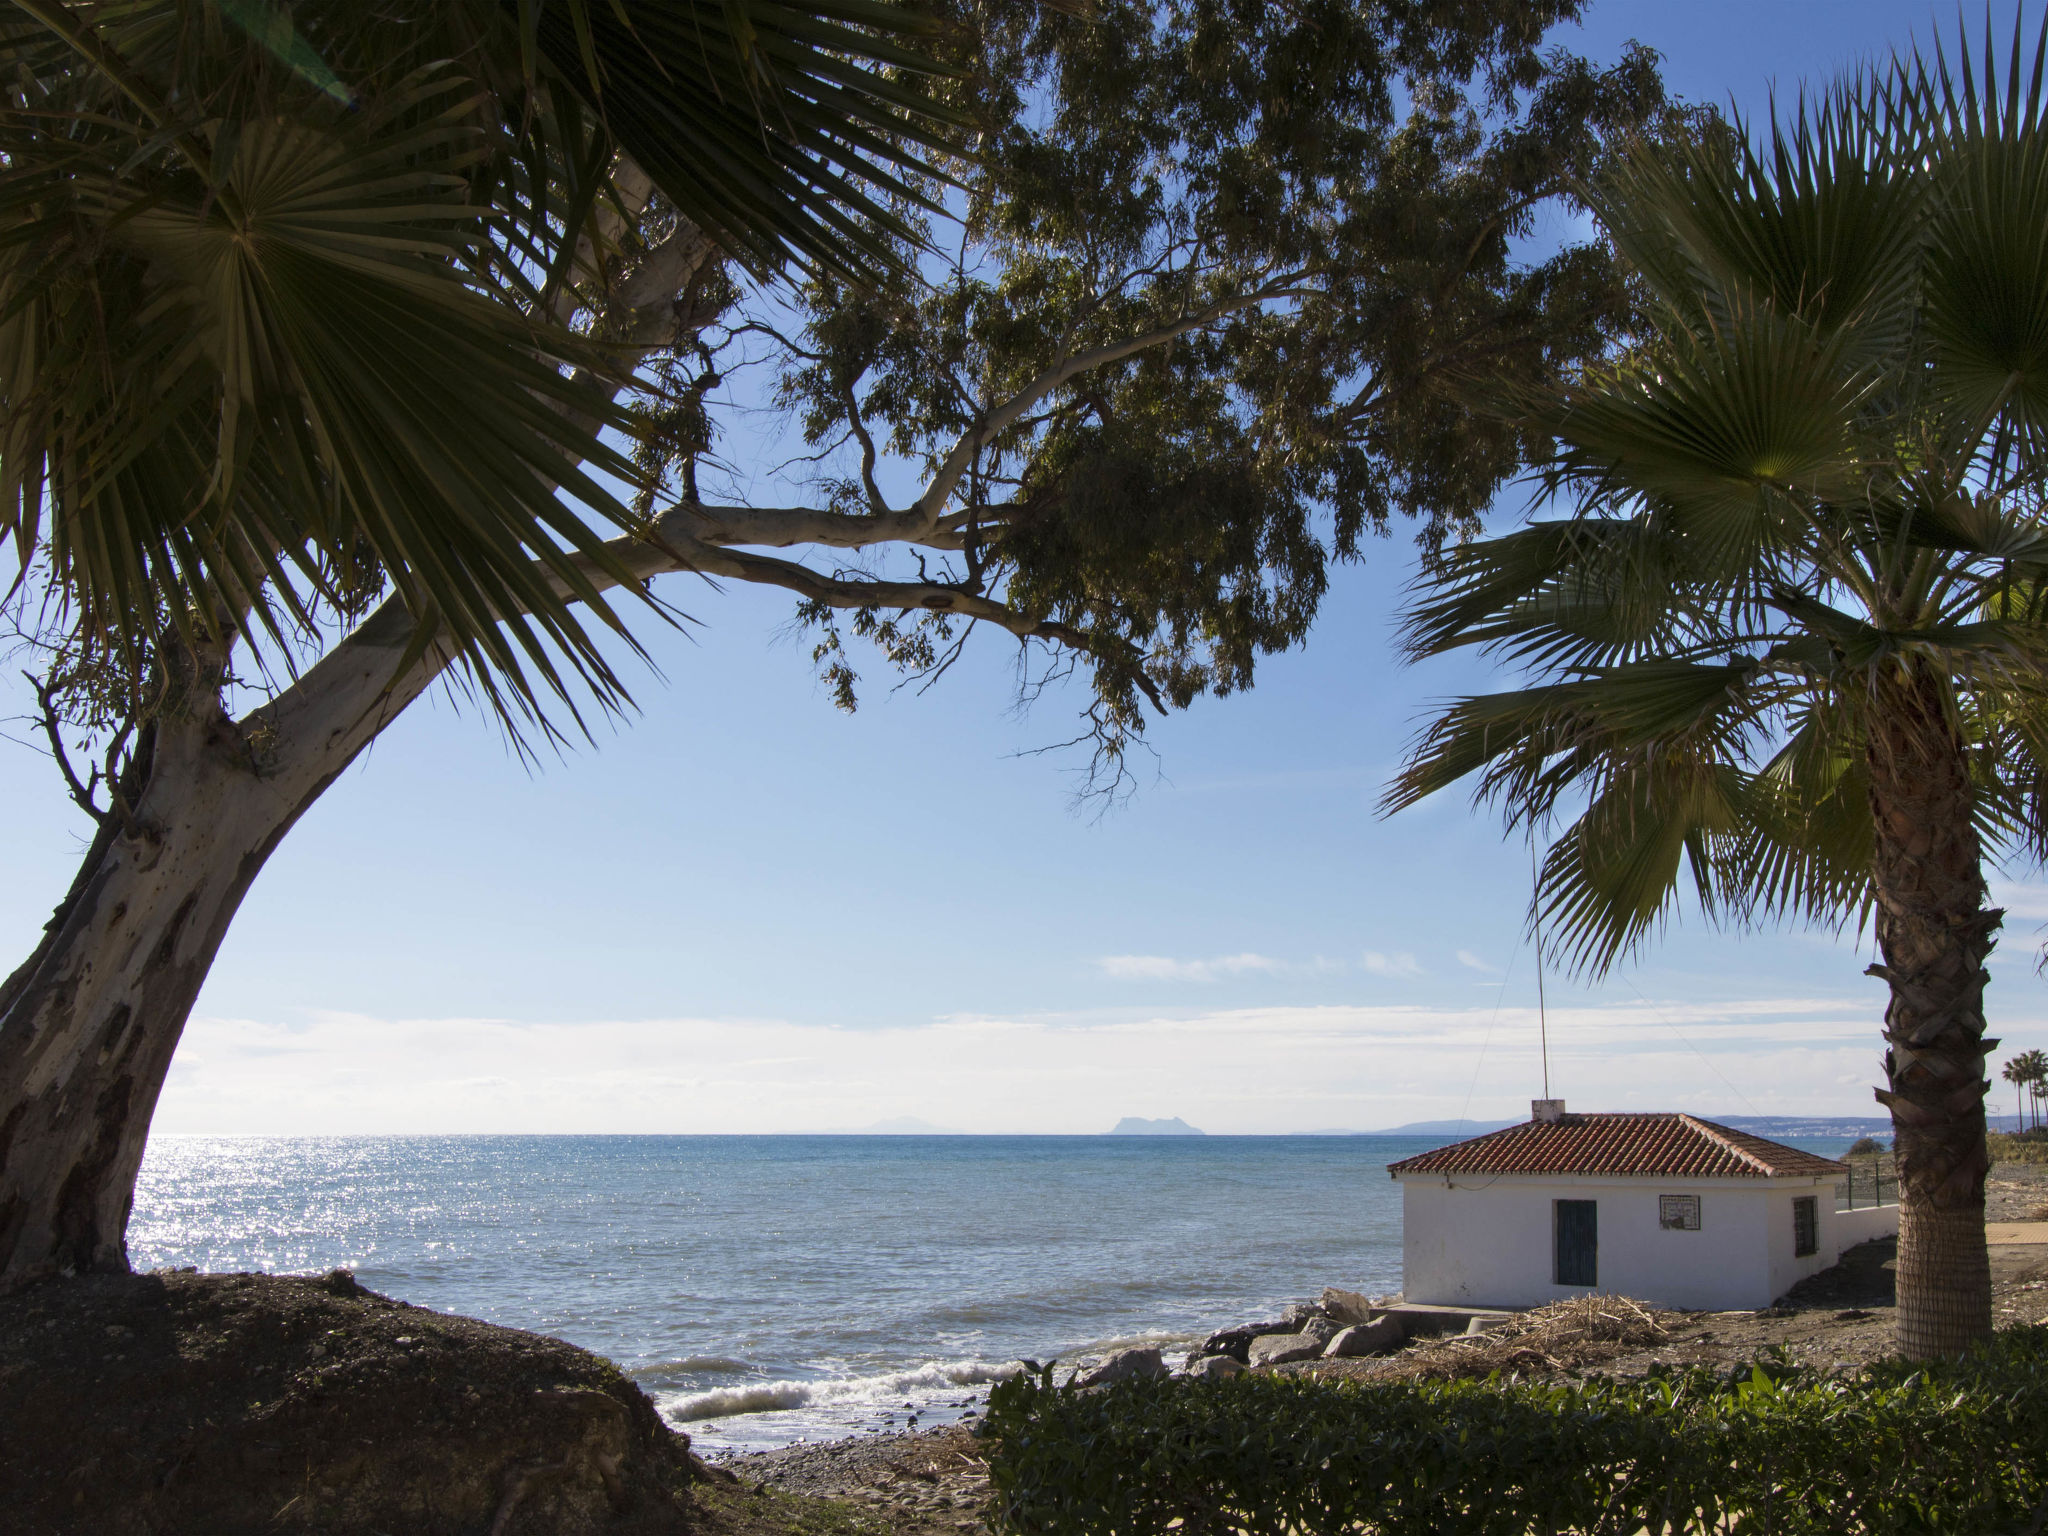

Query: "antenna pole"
left=1532, top=839, right=1551, bottom=1099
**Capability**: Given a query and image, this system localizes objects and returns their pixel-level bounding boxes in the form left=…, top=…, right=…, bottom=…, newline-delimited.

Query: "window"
left=1659, top=1194, right=1702, bottom=1230
left=1554, top=1199, right=1598, bottom=1286
left=1793, top=1195, right=1818, bottom=1257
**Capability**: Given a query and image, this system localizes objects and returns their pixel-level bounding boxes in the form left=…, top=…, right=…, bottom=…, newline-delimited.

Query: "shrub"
left=1846, top=1135, right=1885, bottom=1156
left=982, top=1328, right=2048, bottom=1535
left=1990, top=1131, right=2048, bottom=1165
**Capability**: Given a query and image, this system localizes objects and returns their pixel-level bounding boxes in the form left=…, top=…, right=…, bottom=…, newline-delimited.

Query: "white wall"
left=1832, top=1202, right=1900, bottom=1248
left=1400, top=1172, right=1851, bottom=1312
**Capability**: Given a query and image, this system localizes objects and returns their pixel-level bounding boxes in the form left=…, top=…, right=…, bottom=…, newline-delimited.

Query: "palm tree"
left=2015, top=1047, right=2048, bottom=1133
left=0, top=0, right=949, bottom=728
left=2004, top=1055, right=2037, bottom=1131
left=1388, top=22, right=2048, bottom=1357
left=0, top=0, right=954, bottom=1289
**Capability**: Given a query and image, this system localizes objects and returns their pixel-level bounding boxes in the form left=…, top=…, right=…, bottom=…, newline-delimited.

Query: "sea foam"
left=663, top=1358, right=1021, bottom=1424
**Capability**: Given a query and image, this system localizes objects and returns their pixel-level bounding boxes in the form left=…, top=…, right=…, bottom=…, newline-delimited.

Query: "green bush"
left=983, top=1329, right=2048, bottom=1535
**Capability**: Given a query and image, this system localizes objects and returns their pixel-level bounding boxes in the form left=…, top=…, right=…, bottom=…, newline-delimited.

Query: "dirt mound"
left=1389, top=1293, right=1677, bottom=1381
left=1304, top=1294, right=1680, bottom=1384
left=0, top=1267, right=714, bottom=1535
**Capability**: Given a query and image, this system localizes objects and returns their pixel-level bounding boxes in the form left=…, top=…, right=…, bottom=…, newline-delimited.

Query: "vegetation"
left=1989, top=1129, right=2048, bottom=1165
left=1846, top=1136, right=1886, bottom=1156
left=0, top=0, right=957, bottom=1290
left=982, top=1328, right=2048, bottom=1536
left=2004, top=1048, right=2048, bottom=1128
left=1388, top=20, right=2048, bottom=1356
left=0, top=0, right=1667, bottom=1289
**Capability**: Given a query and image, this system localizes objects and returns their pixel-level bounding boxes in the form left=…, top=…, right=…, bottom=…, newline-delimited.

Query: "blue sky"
left=7, top=0, right=2046, bottom=1134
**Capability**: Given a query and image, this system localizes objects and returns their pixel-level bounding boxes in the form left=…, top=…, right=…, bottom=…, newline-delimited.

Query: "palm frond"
left=1535, top=756, right=1742, bottom=975
left=1594, top=93, right=1924, bottom=359
left=1909, top=8, right=2048, bottom=460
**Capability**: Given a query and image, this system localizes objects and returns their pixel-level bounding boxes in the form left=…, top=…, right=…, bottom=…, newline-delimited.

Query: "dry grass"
left=1989, top=1132, right=2048, bottom=1166
left=1369, top=1294, right=1680, bottom=1383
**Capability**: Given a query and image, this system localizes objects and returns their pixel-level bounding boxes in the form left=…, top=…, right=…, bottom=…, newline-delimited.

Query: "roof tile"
left=1385, top=1114, right=1849, bottom=1180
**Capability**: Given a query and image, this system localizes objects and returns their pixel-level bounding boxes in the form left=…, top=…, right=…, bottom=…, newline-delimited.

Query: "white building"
left=1388, top=1102, right=1899, bottom=1312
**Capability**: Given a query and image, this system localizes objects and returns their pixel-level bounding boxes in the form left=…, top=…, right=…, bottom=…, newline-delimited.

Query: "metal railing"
left=1835, top=1153, right=1898, bottom=1211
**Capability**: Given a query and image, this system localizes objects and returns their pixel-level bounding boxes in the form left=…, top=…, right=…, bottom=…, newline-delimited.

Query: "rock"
left=1184, top=1353, right=1245, bottom=1380
left=1197, top=1320, right=1294, bottom=1362
left=1464, top=1315, right=1503, bottom=1336
left=1323, top=1317, right=1404, bottom=1358
left=1297, top=1316, right=1340, bottom=1347
left=1318, top=1288, right=1374, bottom=1327
left=1246, top=1332, right=1327, bottom=1368
left=0, top=1268, right=695, bottom=1536
left=1075, top=1346, right=1169, bottom=1388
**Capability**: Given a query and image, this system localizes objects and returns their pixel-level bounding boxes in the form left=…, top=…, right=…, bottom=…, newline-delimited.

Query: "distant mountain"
left=1363, top=1113, right=1915, bottom=1139
left=1109, top=1116, right=1205, bottom=1136
left=1369, top=1118, right=1518, bottom=1136
left=1711, top=1115, right=1896, bottom=1138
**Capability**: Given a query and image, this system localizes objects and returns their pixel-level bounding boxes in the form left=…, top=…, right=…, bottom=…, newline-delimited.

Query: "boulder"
left=1184, top=1353, right=1245, bottom=1380
left=1323, top=1317, right=1405, bottom=1358
left=1318, top=1288, right=1375, bottom=1328
left=1075, top=1347, right=1169, bottom=1388
left=1197, top=1320, right=1295, bottom=1363
left=1246, top=1332, right=1327, bottom=1369
left=1297, top=1316, right=1340, bottom=1347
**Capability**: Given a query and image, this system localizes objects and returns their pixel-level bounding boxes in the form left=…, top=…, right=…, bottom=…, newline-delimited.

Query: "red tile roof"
left=1385, top=1114, right=1848, bottom=1180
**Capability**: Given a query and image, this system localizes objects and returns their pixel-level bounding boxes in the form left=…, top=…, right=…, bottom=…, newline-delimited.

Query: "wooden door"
left=1554, top=1198, right=1597, bottom=1286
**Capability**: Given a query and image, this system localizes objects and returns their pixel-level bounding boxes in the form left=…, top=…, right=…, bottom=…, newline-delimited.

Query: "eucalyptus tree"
left=0, top=0, right=1665, bottom=1291
left=1389, top=26, right=2048, bottom=1356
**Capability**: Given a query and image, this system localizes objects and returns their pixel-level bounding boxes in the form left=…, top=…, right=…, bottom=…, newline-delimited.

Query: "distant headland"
left=1108, top=1116, right=1205, bottom=1136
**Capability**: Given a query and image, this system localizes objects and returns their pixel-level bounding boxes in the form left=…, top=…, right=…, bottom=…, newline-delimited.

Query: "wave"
left=639, top=1355, right=756, bottom=1377
left=662, top=1358, right=1022, bottom=1424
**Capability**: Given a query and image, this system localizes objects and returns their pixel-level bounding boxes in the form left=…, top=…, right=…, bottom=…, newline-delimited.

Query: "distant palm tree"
left=2003, top=1055, right=2039, bottom=1131
left=2012, top=1048, right=2048, bottom=1133
left=1389, top=22, right=2048, bottom=1357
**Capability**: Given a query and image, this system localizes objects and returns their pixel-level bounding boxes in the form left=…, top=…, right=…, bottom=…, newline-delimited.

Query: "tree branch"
left=25, top=671, right=105, bottom=826
left=908, top=277, right=1311, bottom=530
left=672, top=501, right=1018, bottom=551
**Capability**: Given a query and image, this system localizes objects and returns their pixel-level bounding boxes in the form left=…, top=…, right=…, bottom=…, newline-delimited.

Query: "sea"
left=128, top=1132, right=1865, bottom=1453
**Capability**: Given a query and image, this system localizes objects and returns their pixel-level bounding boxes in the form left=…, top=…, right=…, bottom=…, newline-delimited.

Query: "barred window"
left=1793, top=1195, right=1818, bottom=1257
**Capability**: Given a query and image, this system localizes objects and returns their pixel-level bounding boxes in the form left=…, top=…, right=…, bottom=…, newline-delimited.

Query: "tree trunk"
left=1866, top=662, right=1998, bottom=1358
left=0, top=220, right=727, bottom=1294
left=0, top=606, right=436, bottom=1291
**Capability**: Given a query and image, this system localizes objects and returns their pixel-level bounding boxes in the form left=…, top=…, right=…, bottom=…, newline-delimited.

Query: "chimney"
left=1532, top=1099, right=1566, bottom=1124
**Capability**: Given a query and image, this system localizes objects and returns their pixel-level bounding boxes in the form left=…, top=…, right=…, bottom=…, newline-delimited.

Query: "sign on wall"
left=1659, top=1194, right=1702, bottom=1230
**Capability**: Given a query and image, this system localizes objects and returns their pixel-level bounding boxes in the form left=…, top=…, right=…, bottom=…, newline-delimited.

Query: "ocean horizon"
left=132, top=1130, right=1870, bottom=1450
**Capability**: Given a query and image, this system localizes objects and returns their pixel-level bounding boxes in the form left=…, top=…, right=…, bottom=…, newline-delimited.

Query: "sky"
left=6, top=0, right=2046, bottom=1137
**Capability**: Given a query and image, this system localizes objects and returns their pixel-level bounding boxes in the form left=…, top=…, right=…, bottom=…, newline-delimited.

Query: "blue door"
left=1554, top=1198, right=1597, bottom=1286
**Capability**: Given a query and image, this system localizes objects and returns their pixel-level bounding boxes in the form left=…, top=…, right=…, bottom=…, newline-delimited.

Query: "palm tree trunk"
left=1866, top=663, right=1997, bottom=1357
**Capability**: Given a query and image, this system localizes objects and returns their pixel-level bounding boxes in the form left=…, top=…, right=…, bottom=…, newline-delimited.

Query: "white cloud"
left=1362, top=951, right=1424, bottom=979
left=1991, top=879, right=2048, bottom=922
left=1097, top=952, right=1281, bottom=983
left=149, top=991, right=2008, bottom=1137
left=1456, top=949, right=1501, bottom=975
